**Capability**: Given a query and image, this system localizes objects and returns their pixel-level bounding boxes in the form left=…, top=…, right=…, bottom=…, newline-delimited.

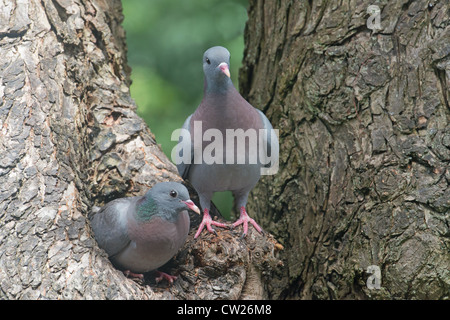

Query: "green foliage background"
left=122, top=0, right=249, bottom=218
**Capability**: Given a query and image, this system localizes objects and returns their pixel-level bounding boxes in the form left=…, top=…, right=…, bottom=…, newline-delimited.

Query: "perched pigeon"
left=175, top=46, right=279, bottom=238
left=90, top=182, right=200, bottom=282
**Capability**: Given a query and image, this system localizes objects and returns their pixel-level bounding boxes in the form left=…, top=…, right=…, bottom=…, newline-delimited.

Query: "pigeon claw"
left=194, top=209, right=228, bottom=239
left=232, top=207, right=263, bottom=237
left=155, top=270, right=177, bottom=284
left=123, top=270, right=144, bottom=279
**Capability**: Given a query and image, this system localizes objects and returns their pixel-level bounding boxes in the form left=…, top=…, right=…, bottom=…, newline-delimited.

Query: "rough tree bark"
left=0, top=0, right=282, bottom=299
left=240, top=0, right=449, bottom=299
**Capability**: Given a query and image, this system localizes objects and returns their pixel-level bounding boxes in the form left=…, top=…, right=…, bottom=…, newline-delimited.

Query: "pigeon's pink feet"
left=123, top=270, right=144, bottom=279
left=194, top=208, right=228, bottom=239
left=155, top=270, right=177, bottom=284
left=232, top=207, right=263, bottom=237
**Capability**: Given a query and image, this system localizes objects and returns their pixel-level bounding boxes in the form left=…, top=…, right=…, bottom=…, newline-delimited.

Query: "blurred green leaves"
left=122, top=0, right=248, bottom=218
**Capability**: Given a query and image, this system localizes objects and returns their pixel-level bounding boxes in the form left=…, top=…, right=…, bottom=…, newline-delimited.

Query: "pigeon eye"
left=205, top=57, right=211, bottom=64
left=169, top=190, right=177, bottom=198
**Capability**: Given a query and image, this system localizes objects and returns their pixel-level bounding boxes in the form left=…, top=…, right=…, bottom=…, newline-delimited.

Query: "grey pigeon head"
left=203, top=46, right=232, bottom=91
left=137, top=182, right=199, bottom=222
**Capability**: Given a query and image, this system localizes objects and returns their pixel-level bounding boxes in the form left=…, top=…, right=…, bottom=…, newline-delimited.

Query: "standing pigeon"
left=175, top=46, right=279, bottom=238
left=90, top=182, right=200, bottom=282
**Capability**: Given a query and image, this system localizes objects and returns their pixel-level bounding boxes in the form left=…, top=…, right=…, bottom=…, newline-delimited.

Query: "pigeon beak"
left=218, top=62, right=230, bottom=78
left=183, top=200, right=201, bottom=214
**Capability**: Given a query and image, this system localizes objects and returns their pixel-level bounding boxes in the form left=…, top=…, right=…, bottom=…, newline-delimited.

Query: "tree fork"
left=0, top=0, right=282, bottom=299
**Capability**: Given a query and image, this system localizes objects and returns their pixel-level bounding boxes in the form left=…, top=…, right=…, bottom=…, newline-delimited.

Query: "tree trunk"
left=240, top=0, right=449, bottom=299
left=0, top=0, right=282, bottom=299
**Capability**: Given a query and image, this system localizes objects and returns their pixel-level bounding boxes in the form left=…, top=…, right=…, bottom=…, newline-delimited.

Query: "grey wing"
left=90, top=198, right=135, bottom=257
left=257, top=109, right=279, bottom=172
left=175, top=114, right=194, bottom=179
